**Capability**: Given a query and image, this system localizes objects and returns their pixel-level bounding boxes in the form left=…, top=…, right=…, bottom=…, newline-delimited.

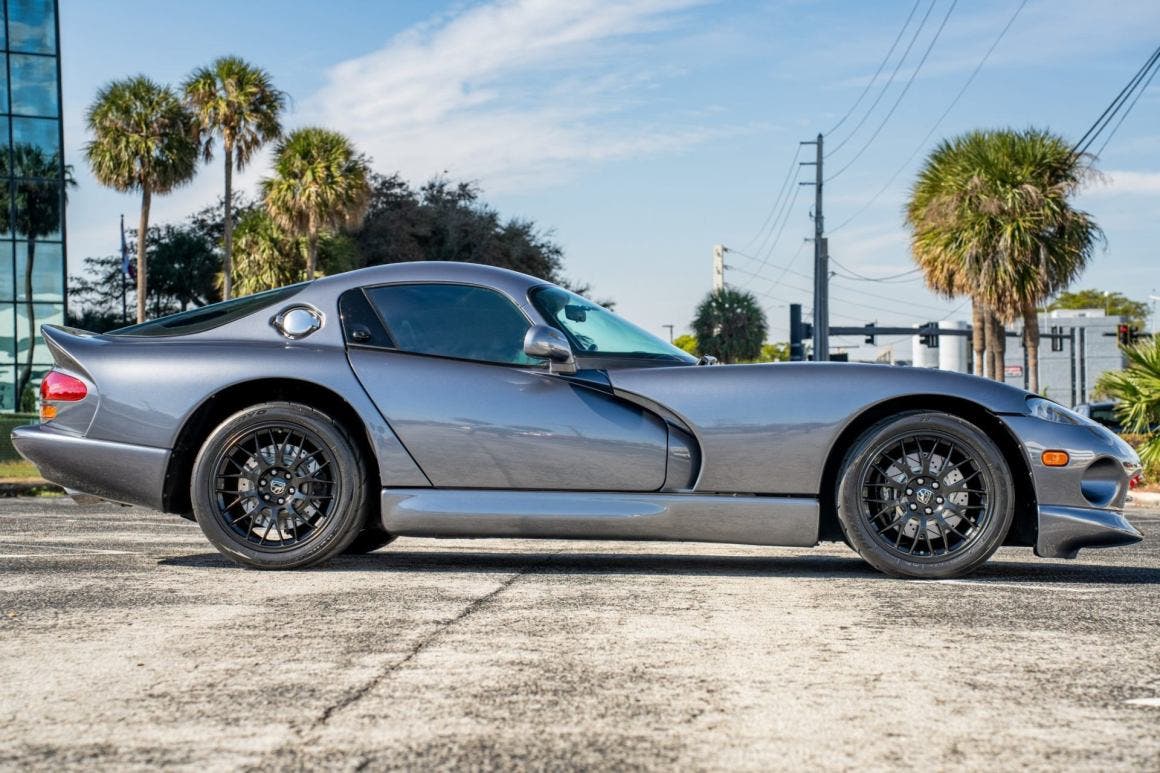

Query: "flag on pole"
left=120, top=214, right=136, bottom=280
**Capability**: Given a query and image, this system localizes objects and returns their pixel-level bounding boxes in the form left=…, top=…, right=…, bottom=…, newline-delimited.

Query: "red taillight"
left=41, top=371, right=87, bottom=402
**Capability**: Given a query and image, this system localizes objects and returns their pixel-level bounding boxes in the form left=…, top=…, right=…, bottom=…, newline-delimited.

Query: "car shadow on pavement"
left=158, top=550, right=1160, bottom=584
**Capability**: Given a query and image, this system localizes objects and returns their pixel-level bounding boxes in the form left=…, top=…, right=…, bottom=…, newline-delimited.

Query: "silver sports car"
left=14, top=262, right=1143, bottom=577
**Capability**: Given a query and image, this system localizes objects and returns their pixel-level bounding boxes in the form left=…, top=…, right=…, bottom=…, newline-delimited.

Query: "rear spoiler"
left=42, top=325, right=104, bottom=379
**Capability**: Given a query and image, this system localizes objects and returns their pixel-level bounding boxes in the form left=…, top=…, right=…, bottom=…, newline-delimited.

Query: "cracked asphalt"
left=1, top=498, right=1158, bottom=771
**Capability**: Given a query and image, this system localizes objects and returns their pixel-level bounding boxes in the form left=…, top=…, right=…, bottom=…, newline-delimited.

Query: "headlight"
left=1026, top=397, right=1084, bottom=425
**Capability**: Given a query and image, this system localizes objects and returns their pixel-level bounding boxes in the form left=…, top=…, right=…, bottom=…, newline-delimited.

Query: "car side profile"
left=14, top=262, right=1143, bottom=578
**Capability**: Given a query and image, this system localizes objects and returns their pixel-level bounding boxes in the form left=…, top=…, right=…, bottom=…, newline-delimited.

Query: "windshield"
left=110, top=283, right=307, bottom=337
left=530, top=285, right=696, bottom=363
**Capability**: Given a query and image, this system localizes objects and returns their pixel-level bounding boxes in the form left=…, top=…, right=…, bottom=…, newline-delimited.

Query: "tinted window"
left=365, top=283, right=535, bottom=365
left=111, top=284, right=306, bottom=337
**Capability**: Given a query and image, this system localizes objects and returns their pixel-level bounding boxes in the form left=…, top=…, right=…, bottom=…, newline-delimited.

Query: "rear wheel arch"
left=817, top=395, right=1036, bottom=547
left=162, top=378, right=380, bottom=517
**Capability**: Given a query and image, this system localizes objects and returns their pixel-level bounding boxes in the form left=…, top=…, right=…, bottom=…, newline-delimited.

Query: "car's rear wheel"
left=837, top=411, right=1014, bottom=579
left=191, top=402, right=368, bottom=569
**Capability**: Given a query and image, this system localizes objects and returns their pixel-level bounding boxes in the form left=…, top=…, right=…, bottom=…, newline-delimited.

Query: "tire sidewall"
left=837, top=411, right=1014, bottom=579
left=191, top=402, right=368, bottom=570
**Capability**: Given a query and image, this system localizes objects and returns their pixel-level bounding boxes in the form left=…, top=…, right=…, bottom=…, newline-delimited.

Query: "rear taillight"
left=40, top=371, right=87, bottom=421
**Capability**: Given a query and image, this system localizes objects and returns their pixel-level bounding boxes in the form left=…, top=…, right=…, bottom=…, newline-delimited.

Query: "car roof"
left=310, top=261, right=551, bottom=299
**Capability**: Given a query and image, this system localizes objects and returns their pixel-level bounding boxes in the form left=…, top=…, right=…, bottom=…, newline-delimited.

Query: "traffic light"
left=1118, top=324, right=1131, bottom=346
left=864, top=322, right=876, bottom=345
left=919, top=322, right=939, bottom=348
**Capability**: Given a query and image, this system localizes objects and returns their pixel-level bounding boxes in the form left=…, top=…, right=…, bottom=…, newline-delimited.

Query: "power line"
left=826, top=0, right=959, bottom=182
left=829, top=256, right=921, bottom=282
left=746, top=183, right=806, bottom=276
left=1095, top=52, right=1160, bottom=157
left=1072, top=44, right=1160, bottom=157
left=737, top=145, right=801, bottom=252
left=826, top=0, right=938, bottom=158
left=827, top=0, right=1028, bottom=234
left=824, top=0, right=925, bottom=137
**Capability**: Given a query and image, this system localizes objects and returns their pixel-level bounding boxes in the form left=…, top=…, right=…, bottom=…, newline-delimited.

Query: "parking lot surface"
left=1, top=498, right=1158, bottom=771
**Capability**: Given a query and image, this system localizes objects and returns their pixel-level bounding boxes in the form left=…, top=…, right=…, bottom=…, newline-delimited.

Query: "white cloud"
left=306, top=0, right=728, bottom=191
left=1085, top=170, right=1160, bottom=198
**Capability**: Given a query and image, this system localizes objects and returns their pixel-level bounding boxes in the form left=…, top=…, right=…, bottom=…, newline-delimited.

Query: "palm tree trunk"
left=222, top=145, right=234, bottom=301
left=15, top=238, right=36, bottom=408
left=137, top=188, right=151, bottom=324
left=971, top=300, right=986, bottom=377
left=990, top=312, right=1007, bottom=382
left=306, top=231, right=318, bottom=280
left=1024, top=303, right=1040, bottom=394
left=983, top=312, right=994, bottom=379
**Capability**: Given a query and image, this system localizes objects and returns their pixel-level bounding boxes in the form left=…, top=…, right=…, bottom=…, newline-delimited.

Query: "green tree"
left=261, top=127, right=371, bottom=280
left=753, top=341, right=790, bottom=363
left=183, top=56, right=285, bottom=300
left=6, top=144, right=76, bottom=403
left=673, top=333, right=698, bottom=356
left=1097, top=338, right=1160, bottom=473
left=906, top=128, right=1101, bottom=392
left=691, top=288, right=767, bottom=364
left=230, top=209, right=357, bottom=296
left=1047, top=289, right=1148, bottom=328
left=84, top=76, right=200, bottom=323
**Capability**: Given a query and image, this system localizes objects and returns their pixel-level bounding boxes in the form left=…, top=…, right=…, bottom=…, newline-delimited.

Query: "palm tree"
left=8, top=145, right=76, bottom=403
left=183, top=56, right=285, bottom=300
left=229, top=209, right=303, bottom=295
left=85, top=76, right=199, bottom=323
left=261, top=128, right=370, bottom=280
left=1097, top=338, right=1160, bottom=474
left=905, top=128, right=1101, bottom=390
left=691, top=287, right=767, bottom=364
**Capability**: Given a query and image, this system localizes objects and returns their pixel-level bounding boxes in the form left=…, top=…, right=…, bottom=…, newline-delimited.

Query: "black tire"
left=343, top=526, right=396, bottom=555
left=836, top=411, right=1014, bottom=579
left=191, top=402, right=369, bottom=569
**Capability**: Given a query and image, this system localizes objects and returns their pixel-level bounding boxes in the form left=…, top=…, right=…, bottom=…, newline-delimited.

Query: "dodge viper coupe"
left=14, top=262, right=1143, bottom=578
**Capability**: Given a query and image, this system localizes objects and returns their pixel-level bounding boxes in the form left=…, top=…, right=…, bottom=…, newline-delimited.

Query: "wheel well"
left=161, top=379, right=380, bottom=517
left=816, top=395, right=1037, bottom=547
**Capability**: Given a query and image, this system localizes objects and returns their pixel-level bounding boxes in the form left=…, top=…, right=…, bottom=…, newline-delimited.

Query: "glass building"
left=0, top=0, right=64, bottom=411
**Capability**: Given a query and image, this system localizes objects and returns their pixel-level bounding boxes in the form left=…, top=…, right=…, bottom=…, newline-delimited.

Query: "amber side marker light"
left=1042, top=450, right=1070, bottom=467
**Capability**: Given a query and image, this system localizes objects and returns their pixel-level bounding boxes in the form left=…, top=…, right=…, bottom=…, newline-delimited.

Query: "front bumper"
left=12, top=424, right=169, bottom=510
left=1001, top=415, right=1142, bottom=559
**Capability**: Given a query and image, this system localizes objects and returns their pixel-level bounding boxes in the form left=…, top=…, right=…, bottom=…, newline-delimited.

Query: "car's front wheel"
left=837, top=411, right=1014, bottom=579
left=191, top=402, right=368, bottom=569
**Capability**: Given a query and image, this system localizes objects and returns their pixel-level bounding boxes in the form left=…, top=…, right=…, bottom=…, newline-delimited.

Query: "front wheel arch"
left=817, top=395, right=1036, bottom=547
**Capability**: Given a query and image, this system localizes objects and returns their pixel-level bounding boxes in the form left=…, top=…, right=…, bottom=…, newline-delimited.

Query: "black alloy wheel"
left=837, top=411, right=1014, bottom=578
left=192, top=402, right=368, bottom=569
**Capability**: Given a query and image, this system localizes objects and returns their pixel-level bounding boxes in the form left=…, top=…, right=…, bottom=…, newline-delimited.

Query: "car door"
left=340, top=282, right=669, bottom=491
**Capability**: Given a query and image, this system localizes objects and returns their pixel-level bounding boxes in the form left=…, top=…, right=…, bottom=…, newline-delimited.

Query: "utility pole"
left=712, top=244, right=725, bottom=291
left=800, top=134, right=827, bottom=361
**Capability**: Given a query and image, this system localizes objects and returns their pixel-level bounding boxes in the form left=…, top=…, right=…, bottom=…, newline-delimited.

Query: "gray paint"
left=382, top=489, right=819, bottom=546
left=10, top=261, right=1145, bottom=564
left=1035, top=505, right=1141, bottom=559
left=349, top=349, right=668, bottom=490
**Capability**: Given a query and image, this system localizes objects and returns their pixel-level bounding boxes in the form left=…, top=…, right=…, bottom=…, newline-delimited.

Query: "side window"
left=364, top=283, right=537, bottom=366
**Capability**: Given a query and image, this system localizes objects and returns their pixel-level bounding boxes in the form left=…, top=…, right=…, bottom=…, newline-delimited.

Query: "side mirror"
left=523, top=325, right=576, bottom=375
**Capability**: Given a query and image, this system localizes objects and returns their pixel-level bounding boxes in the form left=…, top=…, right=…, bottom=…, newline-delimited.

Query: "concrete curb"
left=1128, top=490, right=1160, bottom=507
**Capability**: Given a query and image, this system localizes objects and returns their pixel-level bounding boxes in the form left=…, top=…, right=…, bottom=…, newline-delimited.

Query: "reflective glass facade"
left=0, top=0, right=63, bottom=411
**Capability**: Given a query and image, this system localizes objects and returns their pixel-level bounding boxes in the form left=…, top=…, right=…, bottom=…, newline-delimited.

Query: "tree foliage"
left=84, top=75, right=200, bottom=322
left=905, top=127, right=1102, bottom=391
left=691, top=288, right=767, bottom=364
left=1097, top=338, right=1160, bottom=472
left=262, top=127, right=371, bottom=279
left=1047, top=289, right=1149, bottom=328
left=230, top=208, right=357, bottom=296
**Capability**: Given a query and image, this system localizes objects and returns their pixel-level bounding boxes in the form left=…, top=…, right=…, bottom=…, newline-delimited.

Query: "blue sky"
left=60, top=0, right=1160, bottom=347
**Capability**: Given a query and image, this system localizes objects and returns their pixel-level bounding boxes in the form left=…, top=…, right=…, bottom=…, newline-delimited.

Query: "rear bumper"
left=1035, top=505, right=1142, bottom=559
left=12, top=425, right=168, bottom=510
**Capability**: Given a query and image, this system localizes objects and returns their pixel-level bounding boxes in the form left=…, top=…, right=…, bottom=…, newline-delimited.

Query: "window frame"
left=351, top=280, right=547, bottom=369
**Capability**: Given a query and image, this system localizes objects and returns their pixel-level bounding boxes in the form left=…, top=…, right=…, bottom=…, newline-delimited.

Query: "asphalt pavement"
left=1, top=497, right=1158, bottom=771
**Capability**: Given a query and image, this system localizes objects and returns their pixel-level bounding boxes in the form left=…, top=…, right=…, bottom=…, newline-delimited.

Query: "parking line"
left=1124, top=697, right=1160, bottom=707
left=0, top=542, right=137, bottom=555
left=929, top=578, right=1107, bottom=593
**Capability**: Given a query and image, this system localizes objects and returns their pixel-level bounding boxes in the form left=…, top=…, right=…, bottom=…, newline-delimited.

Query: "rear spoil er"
left=1035, top=505, right=1142, bottom=559
left=12, top=425, right=168, bottom=510
left=381, top=489, right=819, bottom=546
